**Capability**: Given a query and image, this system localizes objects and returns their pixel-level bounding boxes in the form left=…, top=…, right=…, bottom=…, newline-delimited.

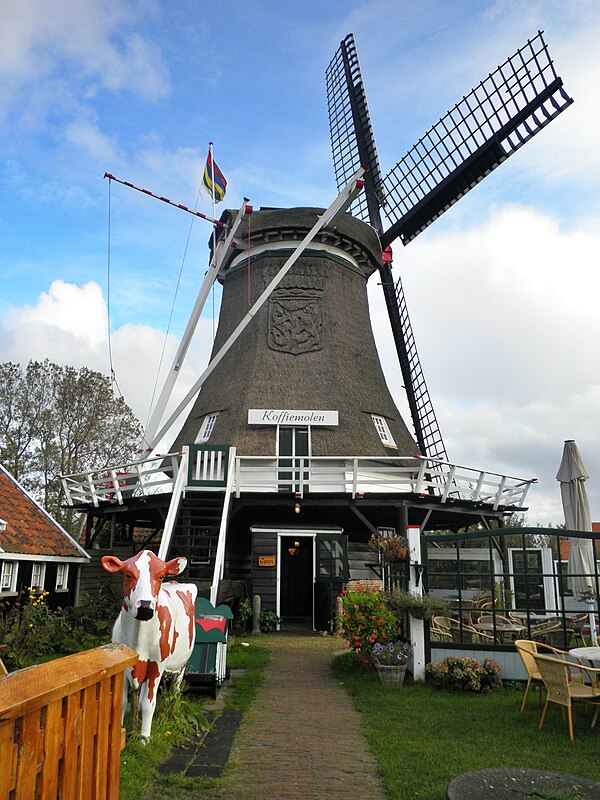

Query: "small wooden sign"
left=258, top=555, right=276, bottom=568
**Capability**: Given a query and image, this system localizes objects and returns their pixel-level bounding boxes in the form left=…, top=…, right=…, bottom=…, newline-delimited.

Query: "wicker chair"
left=430, top=623, right=453, bottom=642
left=514, top=639, right=581, bottom=713
left=530, top=619, right=574, bottom=648
left=532, top=652, right=600, bottom=741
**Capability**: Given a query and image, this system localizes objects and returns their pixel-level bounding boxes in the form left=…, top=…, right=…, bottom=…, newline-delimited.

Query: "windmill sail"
left=325, top=30, right=572, bottom=460
left=326, top=33, right=448, bottom=460
left=326, top=33, right=386, bottom=226
left=381, top=31, right=573, bottom=247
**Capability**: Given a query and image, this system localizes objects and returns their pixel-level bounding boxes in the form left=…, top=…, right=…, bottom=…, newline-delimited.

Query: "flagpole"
left=208, top=141, right=218, bottom=342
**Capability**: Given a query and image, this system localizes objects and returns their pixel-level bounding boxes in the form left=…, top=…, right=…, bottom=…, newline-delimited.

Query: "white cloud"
left=370, top=204, right=600, bottom=525
left=0, top=279, right=214, bottom=453
left=0, top=0, right=168, bottom=124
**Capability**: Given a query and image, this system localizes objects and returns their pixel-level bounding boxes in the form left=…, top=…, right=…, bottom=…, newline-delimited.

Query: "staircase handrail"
left=157, top=448, right=190, bottom=561
left=210, top=446, right=237, bottom=606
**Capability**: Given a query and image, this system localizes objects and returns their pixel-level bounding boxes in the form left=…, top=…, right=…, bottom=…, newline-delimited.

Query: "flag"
left=202, top=150, right=227, bottom=203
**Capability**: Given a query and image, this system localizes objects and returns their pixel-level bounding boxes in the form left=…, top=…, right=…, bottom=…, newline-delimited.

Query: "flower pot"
left=375, top=662, right=407, bottom=686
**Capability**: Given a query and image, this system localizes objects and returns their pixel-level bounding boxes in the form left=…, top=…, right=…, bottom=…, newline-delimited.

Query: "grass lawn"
left=119, top=637, right=269, bottom=800
left=331, top=654, right=600, bottom=800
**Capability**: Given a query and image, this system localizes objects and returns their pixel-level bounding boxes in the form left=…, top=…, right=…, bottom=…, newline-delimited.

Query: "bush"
left=339, top=589, right=400, bottom=655
left=0, top=585, right=119, bottom=670
left=234, top=598, right=253, bottom=632
left=426, top=656, right=501, bottom=693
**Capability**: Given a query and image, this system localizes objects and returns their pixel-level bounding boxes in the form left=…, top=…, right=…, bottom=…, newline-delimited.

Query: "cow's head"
left=101, top=550, right=187, bottom=621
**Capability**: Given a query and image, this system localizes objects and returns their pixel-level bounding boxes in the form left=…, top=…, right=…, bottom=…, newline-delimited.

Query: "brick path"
left=217, top=632, right=386, bottom=800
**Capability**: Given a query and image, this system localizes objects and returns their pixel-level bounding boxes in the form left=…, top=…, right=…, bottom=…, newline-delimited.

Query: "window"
left=0, top=561, right=18, bottom=594
left=56, top=563, right=69, bottom=591
left=197, top=413, right=219, bottom=443
left=31, top=562, right=46, bottom=590
left=371, top=415, right=396, bottom=447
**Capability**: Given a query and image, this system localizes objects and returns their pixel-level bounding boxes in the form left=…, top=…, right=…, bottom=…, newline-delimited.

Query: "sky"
left=0, top=0, right=599, bottom=526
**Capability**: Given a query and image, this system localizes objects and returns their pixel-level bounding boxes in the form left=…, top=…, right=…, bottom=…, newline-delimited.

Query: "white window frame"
left=0, top=561, right=18, bottom=594
left=31, top=562, right=46, bottom=590
left=55, top=563, right=70, bottom=592
left=371, top=415, right=397, bottom=447
left=197, top=412, right=219, bottom=443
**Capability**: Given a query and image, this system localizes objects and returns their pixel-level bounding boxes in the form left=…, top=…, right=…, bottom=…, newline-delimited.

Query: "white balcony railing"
left=59, top=449, right=536, bottom=512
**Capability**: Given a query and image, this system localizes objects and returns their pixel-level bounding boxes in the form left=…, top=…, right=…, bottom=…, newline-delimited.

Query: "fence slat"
left=59, top=692, right=82, bottom=800
left=0, top=718, right=17, bottom=798
left=38, top=698, right=62, bottom=800
left=106, top=673, right=125, bottom=800
left=93, top=678, right=111, bottom=799
left=15, top=709, right=42, bottom=799
left=77, top=683, right=98, bottom=798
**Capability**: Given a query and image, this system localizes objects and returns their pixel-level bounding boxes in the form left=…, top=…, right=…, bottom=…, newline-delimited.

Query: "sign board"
left=258, top=555, right=277, bottom=568
left=248, top=409, right=338, bottom=426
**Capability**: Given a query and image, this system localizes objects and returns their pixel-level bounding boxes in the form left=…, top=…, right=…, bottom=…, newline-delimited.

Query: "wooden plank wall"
left=77, top=547, right=134, bottom=607
left=251, top=531, right=278, bottom=612
left=0, top=643, right=137, bottom=800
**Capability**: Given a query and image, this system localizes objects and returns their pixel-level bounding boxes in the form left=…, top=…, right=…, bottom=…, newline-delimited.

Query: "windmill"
left=62, top=30, right=572, bottom=631
left=326, top=31, right=572, bottom=460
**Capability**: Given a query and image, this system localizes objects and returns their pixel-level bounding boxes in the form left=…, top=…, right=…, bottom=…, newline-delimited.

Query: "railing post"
left=407, top=525, right=425, bottom=682
left=158, top=448, right=189, bottom=561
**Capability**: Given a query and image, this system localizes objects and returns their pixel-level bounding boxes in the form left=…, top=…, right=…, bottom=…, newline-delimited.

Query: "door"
left=280, top=536, right=314, bottom=620
left=314, top=533, right=348, bottom=631
left=278, top=427, right=309, bottom=492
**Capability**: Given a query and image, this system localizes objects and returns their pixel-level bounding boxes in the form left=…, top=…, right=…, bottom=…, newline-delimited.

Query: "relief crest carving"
left=268, top=291, right=323, bottom=354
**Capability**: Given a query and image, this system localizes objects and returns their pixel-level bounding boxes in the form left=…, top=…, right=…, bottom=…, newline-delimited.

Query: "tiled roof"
left=0, top=464, right=89, bottom=559
left=559, top=524, right=600, bottom=560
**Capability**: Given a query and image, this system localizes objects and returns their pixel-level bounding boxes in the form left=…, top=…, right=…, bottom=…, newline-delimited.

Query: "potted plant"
left=384, top=587, right=449, bottom=622
left=369, top=533, right=409, bottom=564
left=371, top=639, right=413, bottom=686
left=338, top=589, right=399, bottom=666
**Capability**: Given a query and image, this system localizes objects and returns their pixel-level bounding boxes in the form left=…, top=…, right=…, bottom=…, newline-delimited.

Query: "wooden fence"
left=0, top=643, right=137, bottom=800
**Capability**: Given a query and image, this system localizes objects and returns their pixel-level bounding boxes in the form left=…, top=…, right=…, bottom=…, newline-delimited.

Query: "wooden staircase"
left=168, top=494, right=227, bottom=581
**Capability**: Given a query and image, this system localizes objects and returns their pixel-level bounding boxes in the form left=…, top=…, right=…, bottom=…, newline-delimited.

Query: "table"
left=570, top=646, right=600, bottom=664
left=474, top=622, right=525, bottom=644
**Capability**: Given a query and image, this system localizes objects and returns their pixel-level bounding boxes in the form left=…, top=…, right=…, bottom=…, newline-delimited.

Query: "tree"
left=0, top=360, right=143, bottom=530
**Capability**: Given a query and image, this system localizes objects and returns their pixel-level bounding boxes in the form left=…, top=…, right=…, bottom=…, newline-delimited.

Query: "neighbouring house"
left=0, top=464, right=90, bottom=609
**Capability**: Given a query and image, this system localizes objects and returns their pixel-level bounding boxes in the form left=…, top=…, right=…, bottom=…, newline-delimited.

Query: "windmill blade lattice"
left=326, top=33, right=386, bottom=227
left=381, top=31, right=573, bottom=247
left=326, top=33, right=448, bottom=460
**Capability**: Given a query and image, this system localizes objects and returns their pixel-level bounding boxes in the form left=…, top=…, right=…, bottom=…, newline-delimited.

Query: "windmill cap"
left=213, top=206, right=383, bottom=277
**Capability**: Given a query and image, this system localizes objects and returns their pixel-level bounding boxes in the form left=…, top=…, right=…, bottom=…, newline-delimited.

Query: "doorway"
left=278, top=427, right=309, bottom=492
left=280, top=536, right=313, bottom=621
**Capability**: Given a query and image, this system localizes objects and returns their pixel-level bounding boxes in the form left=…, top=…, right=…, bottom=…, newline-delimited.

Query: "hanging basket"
left=409, top=606, right=435, bottom=621
left=375, top=662, right=407, bottom=686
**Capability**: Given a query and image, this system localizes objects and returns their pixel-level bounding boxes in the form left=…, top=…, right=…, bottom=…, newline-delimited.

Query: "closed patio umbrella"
left=556, top=440, right=597, bottom=643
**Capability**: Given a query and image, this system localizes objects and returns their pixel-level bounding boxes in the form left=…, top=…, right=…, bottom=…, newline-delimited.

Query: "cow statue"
left=101, top=550, right=198, bottom=741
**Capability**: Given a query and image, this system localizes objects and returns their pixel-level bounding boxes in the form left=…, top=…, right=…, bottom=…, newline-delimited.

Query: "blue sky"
left=1, top=0, right=599, bottom=524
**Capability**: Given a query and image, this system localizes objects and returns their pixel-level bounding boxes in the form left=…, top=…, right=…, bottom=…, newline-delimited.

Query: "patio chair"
left=461, top=623, right=495, bottom=645
left=532, top=653, right=600, bottom=741
left=434, top=615, right=465, bottom=642
left=430, top=622, right=453, bottom=642
left=530, top=619, right=573, bottom=648
left=570, top=613, right=590, bottom=646
left=514, top=640, right=581, bottom=713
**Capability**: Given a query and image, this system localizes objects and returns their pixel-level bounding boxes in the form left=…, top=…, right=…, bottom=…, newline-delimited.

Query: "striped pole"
left=103, top=173, right=223, bottom=226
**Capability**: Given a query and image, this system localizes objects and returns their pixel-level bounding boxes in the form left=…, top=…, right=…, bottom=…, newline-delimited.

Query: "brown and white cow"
left=101, top=550, right=197, bottom=740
